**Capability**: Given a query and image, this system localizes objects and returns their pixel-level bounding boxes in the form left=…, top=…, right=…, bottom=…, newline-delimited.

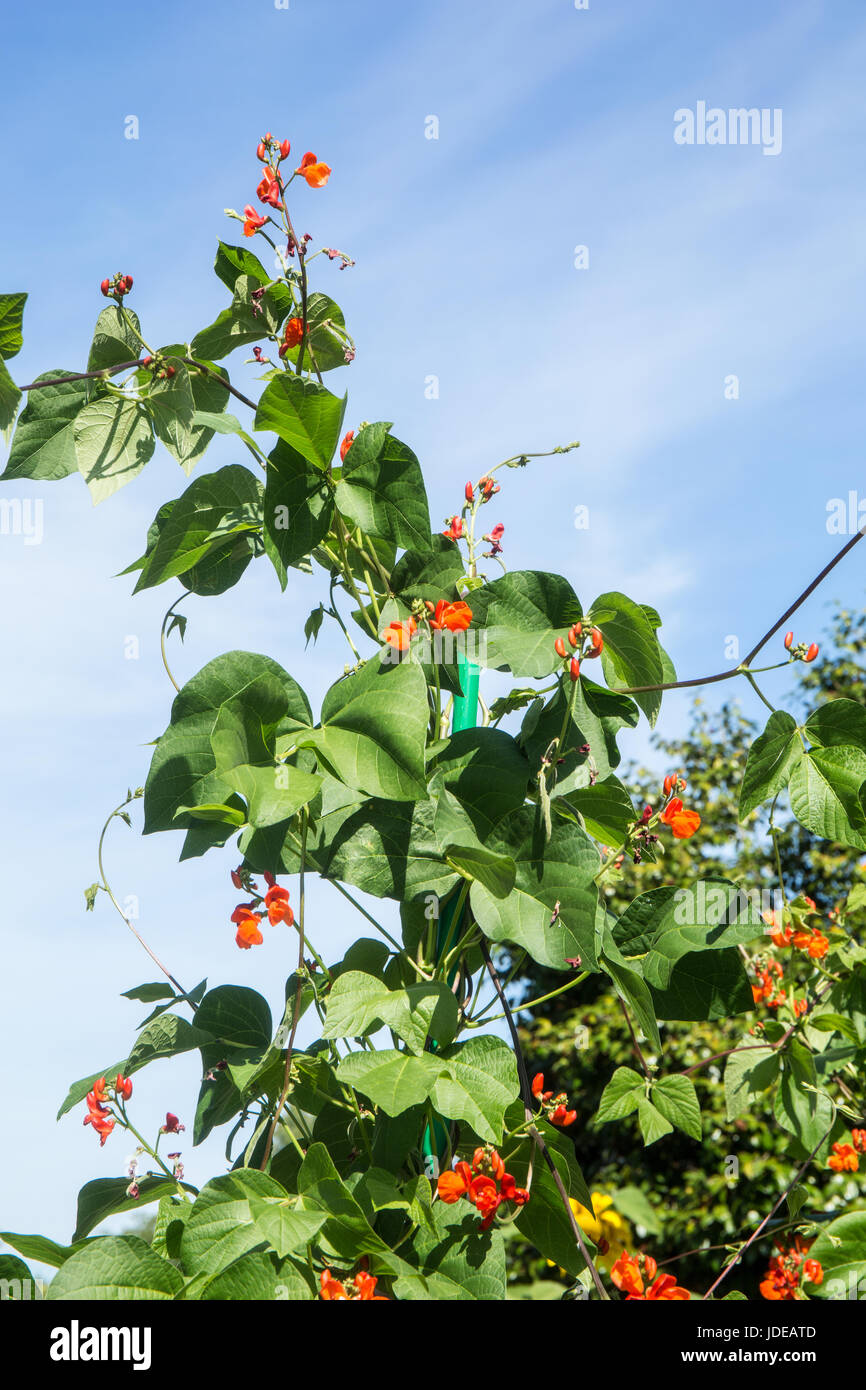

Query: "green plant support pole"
left=421, top=655, right=481, bottom=1172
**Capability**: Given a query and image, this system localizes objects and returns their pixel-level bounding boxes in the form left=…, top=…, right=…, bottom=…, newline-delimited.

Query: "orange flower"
left=428, top=600, right=472, bottom=632
left=340, top=430, right=355, bottom=462
left=381, top=617, right=416, bottom=651
left=319, top=1269, right=349, bottom=1300
left=232, top=904, right=264, bottom=949
left=243, top=205, right=268, bottom=238
left=256, top=165, right=283, bottom=208
left=115, top=1074, right=133, bottom=1102
left=443, top=516, right=463, bottom=541
left=531, top=1072, right=553, bottom=1101
left=793, top=998, right=808, bottom=1018
left=550, top=1103, right=577, bottom=1128
left=803, top=1259, right=823, bottom=1286
left=761, top=1239, right=821, bottom=1299
left=263, top=873, right=294, bottom=927
left=472, top=1146, right=505, bottom=1180
left=611, top=1252, right=644, bottom=1297
left=295, top=152, right=331, bottom=188
left=352, top=1271, right=388, bottom=1300
left=644, top=1273, right=690, bottom=1301
left=792, top=929, right=829, bottom=960
left=828, top=1142, right=859, bottom=1173
left=437, top=1162, right=472, bottom=1203
left=278, top=318, right=304, bottom=358
left=659, top=797, right=701, bottom=840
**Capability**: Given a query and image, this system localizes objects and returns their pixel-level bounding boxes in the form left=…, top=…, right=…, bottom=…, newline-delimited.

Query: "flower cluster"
left=437, top=1147, right=530, bottom=1229
left=99, top=273, right=133, bottom=301
left=759, top=1239, right=823, bottom=1299
left=531, top=1071, right=577, bottom=1127
left=658, top=772, right=701, bottom=840
left=783, top=630, right=819, bottom=663
left=229, top=867, right=294, bottom=950
left=319, top=1268, right=387, bottom=1300
left=241, top=132, right=330, bottom=240
left=828, top=1129, right=866, bottom=1172
left=380, top=600, right=473, bottom=652
left=82, top=1074, right=131, bottom=1147
left=551, top=621, right=605, bottom=684
left=610, top=1251, right=689, bottom=1300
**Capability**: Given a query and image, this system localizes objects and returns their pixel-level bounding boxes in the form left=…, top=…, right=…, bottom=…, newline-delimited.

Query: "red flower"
left=340, top=430, right=355, bottom=462
left=443, top=516, right=464, bottom=542
left=531, top=1072, right=553, bottom=1101
left=242, top=205, right=268, bottom=237
left=804, top=643, right=819, bottom=663
left=428, top=600, right=472, bottom=632
left=82, top=1080, right=116, bottom=1146
left=611, top=1252, right=644, bottom=1297
left=115, top=1074, right=133, bottom=1102
left=161, top=1113, right=185, bottom=1135
left=256, top=165, right=283, bottom=209
left=644, top=1272, right=690, bottom=1301
left=231, top=867, right=244, bottom=890
left=352, top=1271, right=388, bottom=1300
left=437, top=1153, right=528, bottom=1228
left=295, top=152, right=331, bottom=188
left=264, top=881, right=294, bottom=928
left=792, top=928, right=829, bottom=960
left=279, top=138, right=291, bottom=161
left=803, top=1259, right=823, bottom=1286
left=550, top=1103, right=577, bottom=1128
left=761, top=1239, right=821, bottom=1299
left=437, top=1161, right=473, bottom=1203
left=381, top=617, right=417, bottom=651
left=586, top=626, right=604, bottom=658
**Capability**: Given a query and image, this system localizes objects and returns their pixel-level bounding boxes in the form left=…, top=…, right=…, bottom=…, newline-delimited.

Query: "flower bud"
left=784, top=630, right=794, bottom=649
left=804, top=643, right=819, bottom=662
left=554, top=637, right=567, bottom=659
left=257, top=141, right=267, bottom=161
left=587, top=626, right=604, bottom=656
left=141, top=355, right=153, bottom=368
left=123, top=275, right=133, bottom=290
left=569, top=657, right=580, bottom=682
left=279, top=138, right=291, bottom=160
left=100, top=278, right=111, bottom=296
left=568, top=623, right=582, bottom=647
left=465, top=482, right=474, bottom=503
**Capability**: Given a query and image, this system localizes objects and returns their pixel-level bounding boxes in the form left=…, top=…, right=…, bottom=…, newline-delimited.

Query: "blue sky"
left=2, top=0, right=866, bottom=1251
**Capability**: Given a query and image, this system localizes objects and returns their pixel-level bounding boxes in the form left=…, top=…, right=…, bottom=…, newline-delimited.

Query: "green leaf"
left=639, top=879, right=765, bottom=990
left=806, top=698, right=866, bottom=754
left=195, top=985, right=272, bottom=1051
left=469, top=805, right=600, bottom=971
left=445, top=842, right=516, bottom=899
left=307, top=653, right=428, bottom=802
left=145, top=357, right=197, bottom=467
left=46, top=1235, right=184, bottom=1301
left=322, top=971, right=459, bottom=1052
left=596, top=1066, right=645, bottom=1122
left=279, top=291, right=349, bottom=374
left=2, top=371, right=90, bottom=480
left=397, top=1201, right=506, bottom=1301
left=599, top=932, right=662, bottom=1053
left=650, top=947, right=754, bottom=1022
left=56, top=1015, right=212, bottom=1120
left=0, top=356, right=22, bottom=433
left=774, top=1040, right=835, bottom=1153
left=134, top=465, right=263, bottom=590
left=469, top=571, right=583, bottom=677
left=521, top=676, right=639, bottom=786
left=190, top=273, right=288, bottom=360
left=180, top=1171, right=287, bottom=1277
left=247, top=1199, right=328, bottom=1258
left=391, top=534, right=465, bottom=604
left=429, top=728, right=530, bottom=839
left=86, top=306, right=143, bottom=373
left=338, top=1035, right=519, bottom=1143
left=788, top=744, right=866, bottom=849
left=808, top=1211, right=866, bottom=1299
left=636, top=1097, right=674, bottom=1146
left=144, top=651, right=311, bottom=835
left=515, top=1152, right=590, bottom=1280
left=0, top=292, right=26, bottom=359
left=254, top=374, right=345, bottom=469
left=335, top=422, right=433, bottom=552
left=73, top=396, right=155, bottom=503
left=724, top=1042, right=780, bottom=1120
left=559, top=775, right=636, bottom=844
left=651, top=1074, right=702, bottom=1140
left=307, top=796, right=457, bottom=902
left=0, top=1232, right=90, bottom=1269
left=739, top=711, right=803, bottom=818
left=198, top=1249, right=278, bottom=1301
left=73, top=1177, right=197, bottom=1242
left=263, top=439, right=334, bottom=587
left=591, top=590, right=665, bottom=725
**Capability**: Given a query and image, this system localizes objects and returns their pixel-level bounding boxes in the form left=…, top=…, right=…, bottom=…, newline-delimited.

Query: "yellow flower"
left=569, top=1193, right=631, bottom=1270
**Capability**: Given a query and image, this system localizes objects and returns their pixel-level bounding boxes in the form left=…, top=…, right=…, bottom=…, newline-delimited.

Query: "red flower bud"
left=465, top=482, right=474, bottom=503
left=100, top=278, right=111, bottom=296
left=257, top=141, right=267, bottom=161
left=663, top=774, right=674, bottom=795
left=165, top=365, right=176, bottom=378
left=115, top=1074, right=133, bottom=1101
left=141, top=355, right=153, bottom=368
left=279, top=139, right=291, bottom=160
left=568, top=623, right=582, bottom=647
left=340, top=430, right=355, bottom=462
left=804, top=643, right=819, bottom=663
left=784, top=630, right=794, bottom=649
left=587, top=626, right=604, bottom=657
left=123, top=275, right=133, bottom=290
left=554, top=637, right=567, bottom=659
left=569, top=657, right=580, bottom=682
